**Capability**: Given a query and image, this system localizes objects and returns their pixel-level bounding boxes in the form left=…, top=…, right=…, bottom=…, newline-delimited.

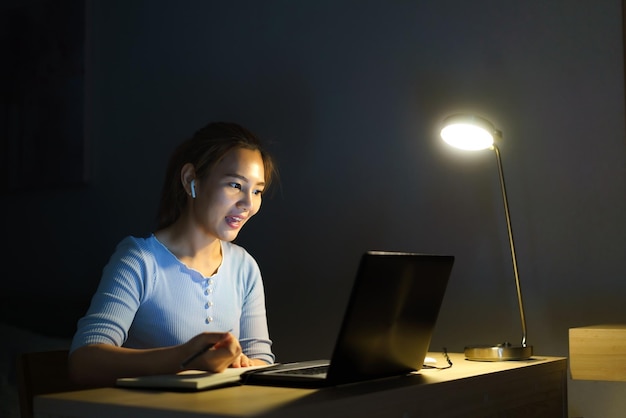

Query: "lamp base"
left=464, top=342, right=533, bottom=361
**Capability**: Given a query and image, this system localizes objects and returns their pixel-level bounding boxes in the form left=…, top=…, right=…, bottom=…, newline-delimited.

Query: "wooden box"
left=569, top=324, right=626, bottom=381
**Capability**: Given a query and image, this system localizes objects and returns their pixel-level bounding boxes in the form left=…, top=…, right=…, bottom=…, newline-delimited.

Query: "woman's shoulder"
left=110, top=234, right=169, bottom=261
left=222, top=240, right=252, bottom=258
left=222, top=241, right=258, bottom=268
left=115, top=234, right=158, bottom=250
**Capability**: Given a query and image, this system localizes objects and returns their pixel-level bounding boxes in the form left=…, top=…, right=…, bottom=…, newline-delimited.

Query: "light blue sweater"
left=70, top=235, right=274, bottom=364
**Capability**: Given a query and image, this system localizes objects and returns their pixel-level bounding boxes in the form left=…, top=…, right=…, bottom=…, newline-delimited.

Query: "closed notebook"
left=116, top=364, right=271, bottom=391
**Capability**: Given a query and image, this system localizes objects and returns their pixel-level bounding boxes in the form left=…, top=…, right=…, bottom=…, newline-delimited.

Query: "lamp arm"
left=492, top=144, right=528, bottom=348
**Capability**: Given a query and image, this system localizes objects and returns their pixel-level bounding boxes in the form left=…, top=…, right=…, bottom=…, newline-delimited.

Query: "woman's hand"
left=230, top=354, right=269, bottom=368
left=181, top=332, right=242, bottom=372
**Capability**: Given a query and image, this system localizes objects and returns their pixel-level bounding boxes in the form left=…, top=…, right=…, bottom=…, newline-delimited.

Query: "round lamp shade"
left=440, top=114, right=496, bottom=151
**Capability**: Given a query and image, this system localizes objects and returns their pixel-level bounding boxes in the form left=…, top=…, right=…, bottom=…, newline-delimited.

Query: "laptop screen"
left=326, top=252, right=454, bottom=385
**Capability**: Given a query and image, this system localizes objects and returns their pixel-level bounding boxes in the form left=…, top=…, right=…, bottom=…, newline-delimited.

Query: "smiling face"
left=191, top=147, right=265, bottom=242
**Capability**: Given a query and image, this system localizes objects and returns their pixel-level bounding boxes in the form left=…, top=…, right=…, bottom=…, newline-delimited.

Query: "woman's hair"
left=156, top=122, right=278, bottom=230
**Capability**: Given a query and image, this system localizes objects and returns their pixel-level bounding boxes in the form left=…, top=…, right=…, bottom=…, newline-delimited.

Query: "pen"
left=180, top=329, right=233, bottom=369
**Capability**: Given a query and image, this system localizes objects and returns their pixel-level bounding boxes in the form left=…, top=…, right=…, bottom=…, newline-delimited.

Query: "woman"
left=69, top=122, right=277, bottom=386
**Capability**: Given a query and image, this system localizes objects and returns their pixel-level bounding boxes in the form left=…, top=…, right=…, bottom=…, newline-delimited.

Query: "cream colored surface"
left=569, top=324, right=626, bottom=382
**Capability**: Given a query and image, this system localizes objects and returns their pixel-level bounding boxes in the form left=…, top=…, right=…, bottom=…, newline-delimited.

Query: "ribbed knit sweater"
left=70, top=235, right=274, bottom=364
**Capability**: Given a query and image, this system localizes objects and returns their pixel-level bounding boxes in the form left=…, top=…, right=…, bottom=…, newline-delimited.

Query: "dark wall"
left=2, top=0, right=626, bottom=404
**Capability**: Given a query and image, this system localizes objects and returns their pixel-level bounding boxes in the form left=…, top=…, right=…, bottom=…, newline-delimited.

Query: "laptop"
left=243, top=251, right=454, bottom=388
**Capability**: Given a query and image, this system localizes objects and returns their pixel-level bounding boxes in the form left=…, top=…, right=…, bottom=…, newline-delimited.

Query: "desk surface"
left=34, top=353, right=567, bottom=418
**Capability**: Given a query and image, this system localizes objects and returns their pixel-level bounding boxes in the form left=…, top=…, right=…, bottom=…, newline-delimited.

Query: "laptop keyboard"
left=279, top=365, right=328, bottom=376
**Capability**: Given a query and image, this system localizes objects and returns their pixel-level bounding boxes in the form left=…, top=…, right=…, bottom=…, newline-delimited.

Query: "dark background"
left=2, top=1, right=625, bottom=416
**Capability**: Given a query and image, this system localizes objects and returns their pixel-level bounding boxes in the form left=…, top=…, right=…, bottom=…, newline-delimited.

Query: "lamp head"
left=440, top=114, right=498, bottom=151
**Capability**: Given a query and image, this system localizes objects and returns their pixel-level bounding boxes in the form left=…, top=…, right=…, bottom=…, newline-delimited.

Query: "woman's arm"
left=236, top=248, right=275, bottom=365
left=68, top=332, right=241, bottom=386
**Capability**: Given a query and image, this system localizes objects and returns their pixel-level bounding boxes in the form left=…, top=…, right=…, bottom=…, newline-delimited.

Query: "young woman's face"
left=193, top=147, right=265, bottom=242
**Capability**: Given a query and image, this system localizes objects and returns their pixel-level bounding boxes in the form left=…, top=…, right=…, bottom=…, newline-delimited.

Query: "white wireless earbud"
left=190, top=179, right=196, bottom=199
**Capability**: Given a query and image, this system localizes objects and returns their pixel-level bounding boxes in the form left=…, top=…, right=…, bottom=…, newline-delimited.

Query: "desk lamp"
left=440, top=114, right=533, bottom=361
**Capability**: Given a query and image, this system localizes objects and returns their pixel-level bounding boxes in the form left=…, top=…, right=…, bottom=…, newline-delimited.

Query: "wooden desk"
left=34, top=353, right=567, bottom=418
